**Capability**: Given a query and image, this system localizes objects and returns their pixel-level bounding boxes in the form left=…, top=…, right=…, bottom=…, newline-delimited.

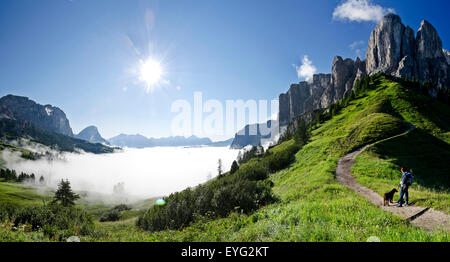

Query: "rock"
left=230, top=120, right=277, bottom=149
left=279, top=82, right=314, bottom=127
left=366, top=13, right=413, bottom=75
left=416, top=20, right=449, bottom=88
left=331, top=56, right=356, bottom=100
left=395, top=55, right=415, bottom=79
left=354, top=57, right=367, bottom=81
left=75, top=125, right=109, bottom=144
left=278, top=56, right=364, bottom=130
left=444, top=49, right=450, bottom=65
left=0, top=95, right=73, bottom=136
left=366, top=14, right=449, bottom=89
left=66, top=236, right=80, bottom=242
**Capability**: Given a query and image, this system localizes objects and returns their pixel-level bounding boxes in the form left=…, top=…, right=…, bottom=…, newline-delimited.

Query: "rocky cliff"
left=230, top=120, right=277, bottom=149
left=366, top=14, right=449, bottom=90
left=279, top=56, right=365, bottom=127
left=75, top=125, right=109, bottom=144
left=279, top=13, right=449, bottom=130
left=0, top=95, right=73, bottom=136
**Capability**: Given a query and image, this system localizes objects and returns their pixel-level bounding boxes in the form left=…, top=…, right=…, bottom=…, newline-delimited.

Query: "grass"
left=0, top=140, right=37, bottom=160
left=1, top=75, right=449, bottom=242
left=0, top=182, right=52, bottom=206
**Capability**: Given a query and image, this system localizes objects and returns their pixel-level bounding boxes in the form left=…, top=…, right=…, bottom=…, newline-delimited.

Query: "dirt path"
left=335, top=127, right=450, bottom=232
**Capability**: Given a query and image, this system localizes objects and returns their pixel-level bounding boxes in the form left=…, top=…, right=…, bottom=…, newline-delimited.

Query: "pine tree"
left=52, top=179, right=80, bottom=207
left=217, top=159, right=223, bottom=177
left=230, top=160, right=239, bottom=174
left=294, top=119, right=310, bottom=146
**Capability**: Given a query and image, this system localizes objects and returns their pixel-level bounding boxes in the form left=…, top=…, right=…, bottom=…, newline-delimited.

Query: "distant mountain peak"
left=75, top=125, right=108, bottom=145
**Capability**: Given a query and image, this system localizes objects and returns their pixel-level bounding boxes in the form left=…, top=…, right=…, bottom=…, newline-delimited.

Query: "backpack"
left=405, top=172, right=414, bottom=186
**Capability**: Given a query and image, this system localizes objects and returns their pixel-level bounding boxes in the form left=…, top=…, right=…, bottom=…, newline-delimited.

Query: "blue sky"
left=1, top=0, right=449, bottom=140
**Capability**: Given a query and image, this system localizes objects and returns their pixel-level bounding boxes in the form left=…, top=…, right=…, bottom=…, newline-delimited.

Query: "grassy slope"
left=84, top=76, right=449, bottom=241
left=0, top=182, right=52, bottom=206
left=2, top=76, right=449, bottom=242
left=352, top=78, right=450, bottom=213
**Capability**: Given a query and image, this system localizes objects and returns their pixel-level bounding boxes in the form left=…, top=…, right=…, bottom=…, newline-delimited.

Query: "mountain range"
left=107, top=133, right=231, bottom=148
left=0, top=94, right=232, bottom=151
left=231, top=13, right=450, bottom=148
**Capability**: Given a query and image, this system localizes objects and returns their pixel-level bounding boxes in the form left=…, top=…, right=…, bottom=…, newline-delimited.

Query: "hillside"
left=2, top=75, right=448, bottom=242
left=92, top=75, right=450, bottom=241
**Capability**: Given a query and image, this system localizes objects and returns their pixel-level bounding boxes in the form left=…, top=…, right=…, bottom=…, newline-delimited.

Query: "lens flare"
left=156, top=198, right=166, bottom=205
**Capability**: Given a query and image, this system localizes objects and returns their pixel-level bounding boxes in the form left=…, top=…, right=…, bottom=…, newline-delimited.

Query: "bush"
left=262, top=142, right=300, bottom=173
left=99, top=204, right=131, bottom=222
left=0, top=202, right=94, bottom=239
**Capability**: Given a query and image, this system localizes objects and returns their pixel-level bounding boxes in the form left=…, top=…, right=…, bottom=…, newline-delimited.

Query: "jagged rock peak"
left=416, top=20, right=444, bottom=59
left=366, top=14, right=449, bottom=90
left=76, top=125, right=109, bottom=144
left=366, top=13, right=414, bottom=75
left=415, top=20, right=449, bottom=90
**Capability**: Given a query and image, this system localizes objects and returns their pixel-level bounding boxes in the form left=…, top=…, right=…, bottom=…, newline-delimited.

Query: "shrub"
left=99, top=204, right=131, bottom=222
left=0, top=202, right=94, bottom=238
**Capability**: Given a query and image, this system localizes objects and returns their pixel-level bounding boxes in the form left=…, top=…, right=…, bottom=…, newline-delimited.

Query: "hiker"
left=397, top=167, right=413, bottom=207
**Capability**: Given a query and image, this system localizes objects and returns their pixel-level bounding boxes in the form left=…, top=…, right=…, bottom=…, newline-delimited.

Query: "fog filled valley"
left=1, top=146, right=239, bottom=200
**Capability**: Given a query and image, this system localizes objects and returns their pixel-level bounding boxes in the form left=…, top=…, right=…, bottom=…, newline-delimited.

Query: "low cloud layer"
left=2, top=147, right=239, bottom=199
left=333, top=0, right=395, bottom=23
left=293, top=56, right=317, bottom=83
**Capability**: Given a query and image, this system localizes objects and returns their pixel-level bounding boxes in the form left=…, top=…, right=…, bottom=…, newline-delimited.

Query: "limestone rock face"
left=0, top=94, right=73, bottom=137
left=278, top=56, right=365, bottom=128
left=366, top=14, right=449, bottom=89
left=366, top=14, right=415, bottom=75
left=395, top=55, right=416, bottom=79
left=331, top=56, right=356, bottom=100
left=230, top=120, right=277, bottom=149
left=415, top=20, right=449, bottom=89
left=75, top=126, right=109, bottom=144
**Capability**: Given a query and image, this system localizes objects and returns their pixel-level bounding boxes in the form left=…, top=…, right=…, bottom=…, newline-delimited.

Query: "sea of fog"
left=2, top=146, right=239, bottom=199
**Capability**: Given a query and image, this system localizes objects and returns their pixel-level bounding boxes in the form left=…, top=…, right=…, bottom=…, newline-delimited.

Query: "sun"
left=139, top=58, right=163, bottom=90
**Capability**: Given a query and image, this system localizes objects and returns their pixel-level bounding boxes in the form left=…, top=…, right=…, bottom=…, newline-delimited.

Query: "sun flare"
left=139, top=58, right=163, bottom=90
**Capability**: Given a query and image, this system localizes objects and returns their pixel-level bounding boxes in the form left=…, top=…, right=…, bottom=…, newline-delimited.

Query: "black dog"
left=383, top=188, right=398, bottom=206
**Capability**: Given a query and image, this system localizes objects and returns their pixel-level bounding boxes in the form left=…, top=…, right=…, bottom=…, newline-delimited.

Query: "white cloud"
left=293, top=56, right=317, bottom=83
left=333, top=0, right=395, bottom=23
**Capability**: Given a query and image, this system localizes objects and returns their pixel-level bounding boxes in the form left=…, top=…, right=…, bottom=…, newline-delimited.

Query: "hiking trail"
left=335, top=125, right=450, bottom=231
